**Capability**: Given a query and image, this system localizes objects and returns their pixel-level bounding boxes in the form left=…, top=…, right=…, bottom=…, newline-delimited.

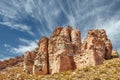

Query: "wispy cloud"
left=11, top=38, right=37, bottom=54
left=0, top=21, right=34, bottom=35
left=4, top=38, right=37, bottom=54
left=95, top=18, right=120, bottom=51
left=4, top=44, right=11, bottom=48
left=0, top=54, right=12, bottom=61
left=0, top=0, right=35, bottom=36
left=0, top=0, right=120, bottom=57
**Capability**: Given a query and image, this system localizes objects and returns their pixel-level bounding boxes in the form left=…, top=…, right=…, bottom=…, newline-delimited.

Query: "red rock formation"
left=51, top=50, right=74, bottom=74
left=24, top=51, right=37, bottom=74
left=33, top=37, right=49, bottom=75
left=74, top=29, right=112, bottom=69
left=71, top=29, right=81, bottom=54
left=0, top=55, right=24, bottom=71
left=87, top=29, right=112, bottom=59
left=0, top=27, right=114, bottom=75
left=48, top=26, right=63, bottom=73
left=22, top=26, right=113, bottom=75
left=51, top=27, right=76, bottom=74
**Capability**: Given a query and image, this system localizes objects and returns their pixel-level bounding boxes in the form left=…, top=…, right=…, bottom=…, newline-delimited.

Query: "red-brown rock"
left=74, top=29, right=112, bottom=69
left=33, top=37, right=49, bottom=75
left=24, top=51, right=36, bottom=74
left=23, top=27, right=113, bottom=75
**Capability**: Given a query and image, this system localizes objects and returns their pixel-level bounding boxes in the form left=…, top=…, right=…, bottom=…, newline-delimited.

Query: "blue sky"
left=0, top=0, right=120, bottom=60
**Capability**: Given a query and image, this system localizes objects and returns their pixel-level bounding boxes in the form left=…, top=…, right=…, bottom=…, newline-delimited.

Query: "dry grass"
left=0, top=58, right=120, bottom=80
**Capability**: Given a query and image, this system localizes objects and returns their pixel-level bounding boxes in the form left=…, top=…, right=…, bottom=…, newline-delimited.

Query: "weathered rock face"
left=48, top=26, right=77, bottom=74
left=51, top=27, right=77, bottom=74
left=88, top=29, right=112, bottom=59
left=74, top=29, right=112, bottom=69
left=24, top=51, right=37, bottom=74
left=51, top=50, right=74, bottom=74
left=33, top=37, right=49, bottom=75
left=0, top=55, right=24, bottom=71
left=105, top=40, right=112, bottom=59
left=74, top=40, right=105, bottom=68
left=48, top=26, right=63, bottom=73
left=23, top=26, right=113, bottom=75
left=71, top=29, right=81, bottom=54
left=24, top=37, right=49, bottom=75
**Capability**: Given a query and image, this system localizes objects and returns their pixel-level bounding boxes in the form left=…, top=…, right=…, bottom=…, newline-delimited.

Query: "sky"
left=0, top=0, right=120, bottom=60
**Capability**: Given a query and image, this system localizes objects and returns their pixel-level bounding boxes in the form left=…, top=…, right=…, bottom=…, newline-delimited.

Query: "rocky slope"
left=0, top=55, right=24, bottom=71
left=0, top=26, right=119, bottom=79
left=0, top=58, right=120, bottom=80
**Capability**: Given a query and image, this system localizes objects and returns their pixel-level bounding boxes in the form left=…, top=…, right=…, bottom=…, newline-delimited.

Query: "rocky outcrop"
left=24, top=51, right=37, bottom=74
left=48, top=26, right=63, bottom=73
left=51, top=50, right=74, bottom=74
left=0, top=55, right=24, bottom=71
left=33, top=37, right=49, bottom=75
left=50, top=27, right=76, bottom=74
left=74, top=29, right=112, bottom=69
left=23, top=26, right=113, bottom=75
left=88, top=29, right=112, bottom=59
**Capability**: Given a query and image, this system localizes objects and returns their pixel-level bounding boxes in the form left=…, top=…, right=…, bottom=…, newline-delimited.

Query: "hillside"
left=0, top=26, right=119, bottom=80
left=0, top=55, right=24, bottom=71
left=0, top=58, right=120, bottom=80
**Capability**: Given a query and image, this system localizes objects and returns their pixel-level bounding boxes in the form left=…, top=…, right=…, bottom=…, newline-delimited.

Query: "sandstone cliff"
left=24, top=26, right=114, bottom=75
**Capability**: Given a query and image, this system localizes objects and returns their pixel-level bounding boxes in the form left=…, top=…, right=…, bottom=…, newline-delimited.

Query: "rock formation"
left=48, top=26, right=63, bottom=73
left=33, top=37, right=49, bottom=75
left=74, top=29, right=107, bottom=69
left=50, top=27, right=76, bottom=74
left=24, top=51, right=37, bottom=74
left=0, top=55, right=24, bottom=71
left=23, top=26, right=113, bottom=75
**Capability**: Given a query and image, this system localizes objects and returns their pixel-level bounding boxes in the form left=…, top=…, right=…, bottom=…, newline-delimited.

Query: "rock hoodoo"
left=24, top=26, right=113, bottom=75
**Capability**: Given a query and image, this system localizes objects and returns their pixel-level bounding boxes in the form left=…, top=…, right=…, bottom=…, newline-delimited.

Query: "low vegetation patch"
left=0, top=58, right=120, bottom=80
